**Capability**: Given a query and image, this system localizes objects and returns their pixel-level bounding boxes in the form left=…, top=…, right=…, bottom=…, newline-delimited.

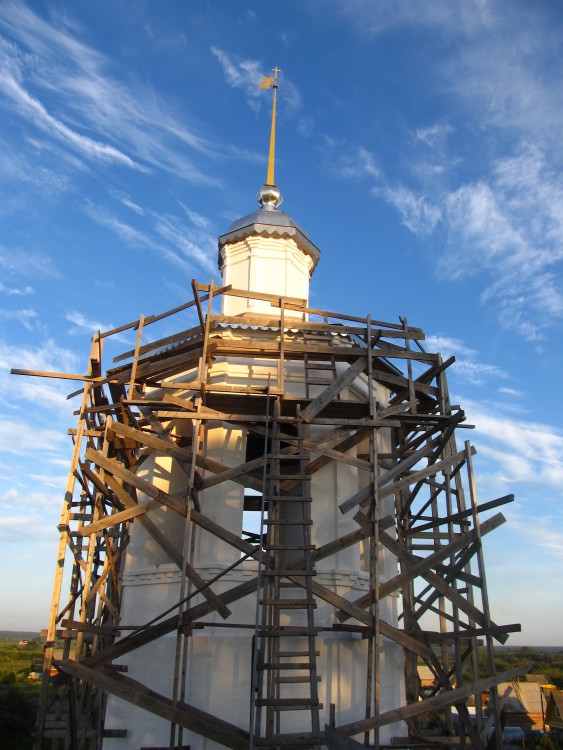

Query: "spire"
left=257, top=67, right=282, bottom=210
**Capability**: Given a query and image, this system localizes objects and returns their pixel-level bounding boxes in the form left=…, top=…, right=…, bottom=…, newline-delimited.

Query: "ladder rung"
left=264, top=519, right=313, bottom=526
left=253, top=734, right=323, bottom=747
left=305, top=362, right=335, bottom=369
left=304, top=377, right=335, bottom=384
left=268, top=474, right=308, bottom=480
left=265, top=495, right=311, bottom=502
left=257, top=627, right=319, bottom=637
left=265, top=570, right=316, bottom=576
left=259, top=599, right=316, bottom=608
left=258, top=662, right=313, bottom=670
left=278, top=650, right=320, bottom=657
left=255, top=698, right=322, bottom=709
left=265, top=544, right=315, bottom=550
left=275, top=675, right=322, bottom=683
left=268, top=454, right=308, bottom=460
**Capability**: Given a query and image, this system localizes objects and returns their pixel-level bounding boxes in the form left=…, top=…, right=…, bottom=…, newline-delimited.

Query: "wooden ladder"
left=251, top=407, right=322, bottom=748
left=302, top=331, right=339, bottom=401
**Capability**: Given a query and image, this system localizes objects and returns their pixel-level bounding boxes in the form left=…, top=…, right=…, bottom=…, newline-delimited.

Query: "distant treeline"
left=490, top=646, right=563, bottom=688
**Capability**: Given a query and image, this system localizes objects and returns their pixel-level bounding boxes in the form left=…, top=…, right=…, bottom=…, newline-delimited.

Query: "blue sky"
left=0, top=0, right=562, bottom=645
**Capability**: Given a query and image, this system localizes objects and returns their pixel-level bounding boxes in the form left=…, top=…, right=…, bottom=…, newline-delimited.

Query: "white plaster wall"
left=104, top=567, right=402, bottom=749
left=219, top=235, right=314, bottom=317
left=103, top=352, right=406, bottom=749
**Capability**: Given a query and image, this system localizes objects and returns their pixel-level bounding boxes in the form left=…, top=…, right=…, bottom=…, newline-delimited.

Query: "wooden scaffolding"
left=15, top=281, right=525, bottom=750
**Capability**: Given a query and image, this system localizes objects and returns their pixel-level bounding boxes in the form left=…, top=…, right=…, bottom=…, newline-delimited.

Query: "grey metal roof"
left=218, top=205, right=321, bottom=268
left=226, top=207, right=311, bottom=237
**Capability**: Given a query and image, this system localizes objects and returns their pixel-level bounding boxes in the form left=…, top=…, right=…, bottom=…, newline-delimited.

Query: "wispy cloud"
left=65, top=310, right=115, bottom=337
left=324, top=141, right=381, bottom=181
left=0, top=245, right=59, bottom=279
left=154, top=214, right=216, bottom=273
left=414, top=123, right=455, bottom=147
left=84, top=200, right=215, bottom=276
left=335, top=0, right=495, bottom=37
left=509, top=514, right=563, bottom=561
left=0, top=419, right=66, bottom=455
left=498, top=386, right=524, bottom=398
left=0, top=281, right=33, bottom=295
left=425, top=334, right=507, bottom=385
left=0, top=339, right=80, bottom=409
left=376, top=185, right=441, bottom=235
left=440, top=144, right=563, bottom=340
left=0, top=1, right=222, bottom=184
left=0, top=307, right=38, bottom=330
left=211, top=46, right=302, bottom=117
left=464, top=398, right=563, bottom=491
left=0, top=38, right=143, bottom=170
left=325, top=3, right=563, bottom=342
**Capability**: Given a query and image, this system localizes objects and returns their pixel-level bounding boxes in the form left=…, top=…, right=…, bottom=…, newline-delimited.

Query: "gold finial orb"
left=257, top=183, right=283, bottom=210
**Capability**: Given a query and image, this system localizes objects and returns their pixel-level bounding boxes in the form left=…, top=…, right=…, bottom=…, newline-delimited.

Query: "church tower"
left=29, top=71, right=520, bottom=750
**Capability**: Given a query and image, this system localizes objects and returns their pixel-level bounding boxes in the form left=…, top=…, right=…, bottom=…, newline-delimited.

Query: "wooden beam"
left=300, top=356, right=368, bottom=423
left=335, top=664, right=532, bottom=736
left=84, top=448, right=187, bottom=516
left=407, top=494, right=514, bottom=535
left=336, top=513, right=506, bottom=622
left=379, top=530, right=507, bottom=643
left=78, top=499, right=161, bottom=535
left=56, top=660, right=249, bottom=750
left=10, top=368, right=117, bottom=383
left=85, top=576, right=260, bottom=668
left=98, top=473, right=230, bottom=620
left=324, top=726, right=368, bottom=750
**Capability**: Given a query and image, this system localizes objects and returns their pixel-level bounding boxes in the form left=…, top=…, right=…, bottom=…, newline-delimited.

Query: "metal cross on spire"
left=259, top=67, right=281, bottom=186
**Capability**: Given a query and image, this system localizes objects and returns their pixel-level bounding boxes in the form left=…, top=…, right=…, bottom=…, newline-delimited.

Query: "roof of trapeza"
left=549, top=690, right=563, bottom=713
left=218, top=206, right=320, bottom=267
left=497, top=682, right=544, bottom=714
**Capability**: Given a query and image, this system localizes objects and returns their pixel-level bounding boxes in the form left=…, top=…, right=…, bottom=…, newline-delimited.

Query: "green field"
left=0, top=635, right=44, bottom=750
left=0, top=634, right=562, bottom=749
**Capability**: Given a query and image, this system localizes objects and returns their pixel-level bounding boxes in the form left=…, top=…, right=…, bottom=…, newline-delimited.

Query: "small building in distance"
left=545, top=691, right=563, bottom=736
left=496, top=681, right=547, bottom=731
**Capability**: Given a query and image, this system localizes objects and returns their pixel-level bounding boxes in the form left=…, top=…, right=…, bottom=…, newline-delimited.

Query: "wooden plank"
left=300, top=356, right=368, bottom=423
left=378, top=530, right=506, bottom=641
left=324, top=726, right=367, bottom=750
left=287, top=577, right=435, bottom=662
left=84, top=448, right=187, bottom=516
left=99, top=473, right=230, bottom=619
left=127, top=313, right=145, bottom=398
left=99, top=285, right=232, bottom=339
left=10, top=368, right=116, bottom=383
left=85, top=576, right=261, bottom=668
left=57, top=660, right=249, bottom=750
left=339, top=432, right=449, bottom=514
left=376, top=447, right=476, bottom=503
left=335, top=664, right=532, bottom=736
left=199, top=283, right=306, bottom=308
left=337, top=513, right=506, bottom=622
left=109, top=421, right=191, bottom=462
left=78, top=499, right=161, bottom=535
left=312, top=515, right=394, bottom=564
left=113, top=324, right=202, bottom=363
left=407, top=494, right=514, bottom=535
left=380, top=512, right=505, bottom=598
left=199, top=455, right=267, bottom=491
left=190, top=510, right=264, bottom=563
left=210, top=314, right=425, bottom=340
left=191, top=278, right=206, bottom=330
left=209, top=339, right=437, bottom=363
